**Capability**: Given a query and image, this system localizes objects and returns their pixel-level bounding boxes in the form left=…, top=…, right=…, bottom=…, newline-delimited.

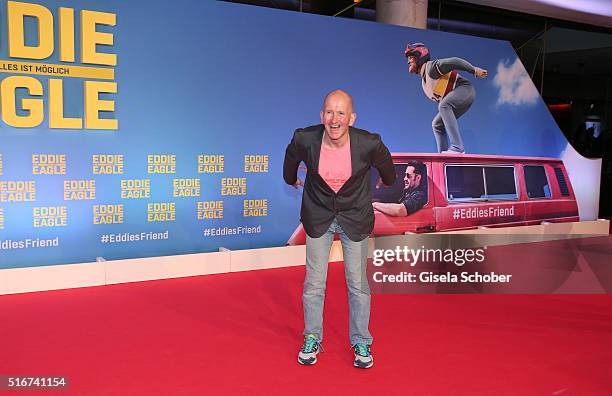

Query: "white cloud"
left=493, top=58, right=540, bottom=106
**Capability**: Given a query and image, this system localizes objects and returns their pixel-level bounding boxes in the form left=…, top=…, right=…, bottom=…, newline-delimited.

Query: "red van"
left=287, top=153, right=579, bottom=245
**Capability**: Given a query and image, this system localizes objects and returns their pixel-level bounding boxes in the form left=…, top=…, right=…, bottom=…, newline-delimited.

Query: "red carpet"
left=1, top=263, right=612, bottom=395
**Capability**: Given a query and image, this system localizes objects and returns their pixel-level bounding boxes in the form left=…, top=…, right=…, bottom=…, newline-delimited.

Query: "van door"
left=522, top=164, right=579, bottom=224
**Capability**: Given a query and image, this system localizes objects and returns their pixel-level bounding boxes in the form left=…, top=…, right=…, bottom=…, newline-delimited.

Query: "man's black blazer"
left=283, top=124, right=396, bottom=242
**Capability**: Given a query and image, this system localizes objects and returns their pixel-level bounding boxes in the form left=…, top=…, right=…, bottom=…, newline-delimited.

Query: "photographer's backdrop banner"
left=0, top=0, right=600, bottom=268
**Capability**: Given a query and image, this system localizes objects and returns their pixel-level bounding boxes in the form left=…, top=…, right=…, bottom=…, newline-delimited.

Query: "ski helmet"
left=404, top=43, right=430, bottom=68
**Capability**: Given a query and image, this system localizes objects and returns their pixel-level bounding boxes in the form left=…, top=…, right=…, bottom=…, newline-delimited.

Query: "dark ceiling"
left=220, top=0, right=612, bottom=93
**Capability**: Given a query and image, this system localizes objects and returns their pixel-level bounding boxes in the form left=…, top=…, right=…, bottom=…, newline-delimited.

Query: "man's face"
left=408, top=56, right=418, bottom=74
left=404, top=166, right=421, bottom=190
left=320, top=92, right=356, bottom=143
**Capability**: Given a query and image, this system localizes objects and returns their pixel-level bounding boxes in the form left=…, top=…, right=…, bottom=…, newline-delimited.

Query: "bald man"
left=284, top=89, right=396, bottom=368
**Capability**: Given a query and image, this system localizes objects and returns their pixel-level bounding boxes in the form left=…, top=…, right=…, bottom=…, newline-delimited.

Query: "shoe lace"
left=302, top=335, right=319, bottom=353
left=354, top=343, right=370, bottom=357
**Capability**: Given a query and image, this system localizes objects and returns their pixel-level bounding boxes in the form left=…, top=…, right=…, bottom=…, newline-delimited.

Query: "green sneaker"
left=353, top=343, right=373, bottom=368
left=298, top=334, right=321, bottom=365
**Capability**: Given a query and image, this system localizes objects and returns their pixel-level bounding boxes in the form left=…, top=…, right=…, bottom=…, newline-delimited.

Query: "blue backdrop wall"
left=0, top=0, right=587, bottom=268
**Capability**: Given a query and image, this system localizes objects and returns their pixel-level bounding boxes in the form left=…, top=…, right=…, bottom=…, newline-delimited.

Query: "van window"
left=446, top=165, right=517, bottom=201
left=371, top=162, right=429, bottom=208
left=525, top=165, right=551, bottom=198
left=484, top=166, right=517, bottom=199
left=446, top=165, right=485, bottom=200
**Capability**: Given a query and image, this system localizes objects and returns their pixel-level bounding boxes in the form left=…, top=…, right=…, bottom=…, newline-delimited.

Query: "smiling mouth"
left=328, top=125, right=342, bottom=133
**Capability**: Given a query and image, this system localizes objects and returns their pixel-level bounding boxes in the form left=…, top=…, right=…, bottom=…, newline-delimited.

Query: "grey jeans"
left=303, top=218, right=372, bottom=346
left=432, top=83, right=475, bottom=153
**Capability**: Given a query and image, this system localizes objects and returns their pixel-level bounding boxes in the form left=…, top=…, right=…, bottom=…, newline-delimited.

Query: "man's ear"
left=349, top=112, right=356, bottom=126
left=320, top=111, right=324, bottom=124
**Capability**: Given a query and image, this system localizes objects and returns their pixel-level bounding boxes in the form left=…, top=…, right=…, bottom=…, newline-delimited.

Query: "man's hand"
left=292, top=178, right=304, bottom=189
left=474, top=67, right=488, bottom=78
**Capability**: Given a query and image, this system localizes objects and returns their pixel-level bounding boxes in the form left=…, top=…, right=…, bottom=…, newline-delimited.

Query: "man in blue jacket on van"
left=373, top=161, right=427, bottom=216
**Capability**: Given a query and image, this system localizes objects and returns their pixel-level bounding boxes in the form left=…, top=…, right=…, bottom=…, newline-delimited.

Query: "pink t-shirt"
left=318, top=140, right=352, bottom=193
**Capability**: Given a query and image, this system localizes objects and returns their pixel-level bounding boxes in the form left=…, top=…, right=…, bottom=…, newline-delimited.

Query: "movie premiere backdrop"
left=0, top=0, right=601, bottom=269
